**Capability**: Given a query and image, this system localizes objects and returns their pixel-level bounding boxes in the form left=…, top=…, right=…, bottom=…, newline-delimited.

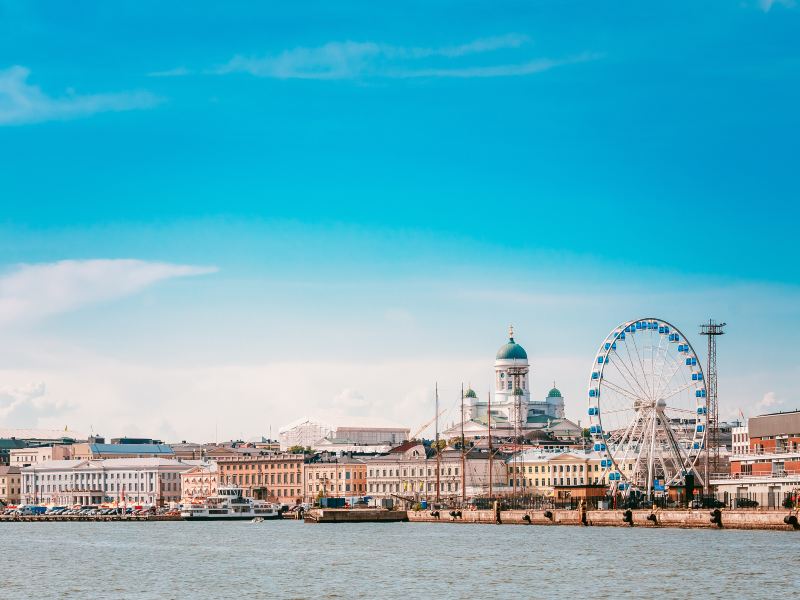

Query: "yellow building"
left=0, top=466, right=21, bottom=504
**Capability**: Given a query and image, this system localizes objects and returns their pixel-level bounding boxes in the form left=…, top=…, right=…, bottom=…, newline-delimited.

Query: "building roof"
left=0, top=439, right=28, bottom=450
left=388, top=440, right=425, bottom=454
left=496, top=337, right=528, bottom=360
left=89, top=443, right=175, bottom=456
left=749, top=410, right=800, bottom=438
left=0, top=428, right=85, bottom=441
left=23, top=457, right=192, bottom=472
left=0, top=465, right=21, bottom=475
left=547, top=387, right=562, bottom=398
left=464, top=388, right=478, bottom=399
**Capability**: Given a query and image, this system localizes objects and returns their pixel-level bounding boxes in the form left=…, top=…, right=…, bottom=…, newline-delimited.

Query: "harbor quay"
left=2, top=329, right=799, bottom=530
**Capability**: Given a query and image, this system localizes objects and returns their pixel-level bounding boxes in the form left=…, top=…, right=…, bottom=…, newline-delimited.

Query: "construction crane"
left=410, top=409, right=447, bottom=441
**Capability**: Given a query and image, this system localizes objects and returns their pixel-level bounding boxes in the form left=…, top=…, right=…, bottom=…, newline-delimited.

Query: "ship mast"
left=435, top=382, right=441, bottom=504
left=461, top=383, right=466, bottom=503
left=488, top=391, right=493, bottom=498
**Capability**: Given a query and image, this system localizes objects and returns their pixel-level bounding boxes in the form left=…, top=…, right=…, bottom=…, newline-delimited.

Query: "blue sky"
left=0, top=1, right=798, bottom=441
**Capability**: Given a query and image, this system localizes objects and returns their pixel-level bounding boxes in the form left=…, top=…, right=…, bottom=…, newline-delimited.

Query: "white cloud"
left=147, top=66, right=192, bottom=78
left=0, top=382, right=70, bottom=427
left=760, top=0, right=796, bottom=11
left=389, top=55, right=598, bottom=79
left=0, top=259, right=217, bottom=326
left=0, top=66, right=161, bottom=126
left=757, top=391, right=784, bottom=409
left=209, top=34, right=593, bottom=80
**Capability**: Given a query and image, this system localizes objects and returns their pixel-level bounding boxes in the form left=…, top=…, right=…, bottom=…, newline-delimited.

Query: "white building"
left=279, top=419, right=409, bottom=451
left=278, top=418, right=332, bottom=450
left=21, top=458, right=195, bottom=506
left=732, top=424, right=750, bottom=455
left=445, top=327, right=573, bottom=441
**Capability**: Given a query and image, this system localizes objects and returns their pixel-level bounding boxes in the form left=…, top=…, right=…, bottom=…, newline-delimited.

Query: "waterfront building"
left=313, top=439, right=393, bottom=454
left=180, top=462, right=218, bottom=503
left=0, top=439, right=27, bottom=466
left=9, top=444, right=74, bottom=468
left=0, top=466, right=21, bottom=504
left=508, top=450, right=608, bottom=497
left=732, top=423, right=750, bottom=455
left=442, top=328, right=579, bottom=442
left=20, top=458, right=192, bottom=506
left=303, top=456, right=367, bottom=503
left=279, top=419, right=409, bottom=451
left=278, top=419, right=332, bottom=450
left=211, top=447, right=304, bottom=504
left=70, top=442, right=176, bottom=461
left=365, top=441, right=507, bottom=503
left=748, top=410, right=800, bottom=453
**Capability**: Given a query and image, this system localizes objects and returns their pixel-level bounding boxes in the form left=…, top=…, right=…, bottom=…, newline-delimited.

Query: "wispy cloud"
left=756, top=391, right=784, bottom=409
left=0, top=259, right=217, bottom=325
left=0, top=66, right=161, bottom=126
left=203, top=34, right=594, bottom=80
left=147, top=66, right=191, bottom=78
left=759, top=0, right=796, bottom=11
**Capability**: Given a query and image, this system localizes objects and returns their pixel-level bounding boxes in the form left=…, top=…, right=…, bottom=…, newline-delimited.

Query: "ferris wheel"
left=587, top=318, right=708, bottom=497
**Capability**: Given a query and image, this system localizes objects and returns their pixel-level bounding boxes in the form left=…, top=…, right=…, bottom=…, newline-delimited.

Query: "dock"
left=304, top=508, right=409, bottom=523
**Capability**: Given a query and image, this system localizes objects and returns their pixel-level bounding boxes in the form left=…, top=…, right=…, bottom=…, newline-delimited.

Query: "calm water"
left=1, top=521, right=797, bottom=599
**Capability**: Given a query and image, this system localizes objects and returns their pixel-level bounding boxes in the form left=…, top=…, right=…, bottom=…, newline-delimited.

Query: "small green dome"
left=464, top=388, right=478, bottom=399
left=547, top=387, right=562, bottom=398
left=496, top=338, right=528, bottom=360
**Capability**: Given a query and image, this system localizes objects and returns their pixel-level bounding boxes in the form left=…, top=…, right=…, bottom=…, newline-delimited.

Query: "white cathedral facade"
left=446, top=327, right=571, bottom=440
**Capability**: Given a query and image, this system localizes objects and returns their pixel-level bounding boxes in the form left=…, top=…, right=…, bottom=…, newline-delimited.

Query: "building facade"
left=0, top=466, right=21, bottom=504
left=365, top=442, right=507, bottom=503
left=445, top=328, right=571, bottom=441
left=180, top=463, right=218, bottom=503
left=70, top=443, right=176, bottom=461
left=303, top=457, right=367, bottom=503
left=211, top=447, right=304, bottom=504
left=9, top=444, right=74, bottom=468
left=20, top=458, right=192, bottom=506
left=278, top=419, right=332, bottom=450
left=732, top=424, right=750, bottom=455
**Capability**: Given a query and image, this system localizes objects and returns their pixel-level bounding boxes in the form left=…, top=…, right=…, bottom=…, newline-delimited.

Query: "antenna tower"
left=699, top=319, right=726, bottom=493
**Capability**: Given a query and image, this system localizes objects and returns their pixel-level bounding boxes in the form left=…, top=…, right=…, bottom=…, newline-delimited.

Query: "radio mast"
left=700, top=319, right=726, bottom=494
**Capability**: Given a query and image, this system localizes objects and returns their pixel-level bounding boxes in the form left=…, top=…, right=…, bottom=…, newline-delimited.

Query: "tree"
left=288, top=445, right=306, bottom=454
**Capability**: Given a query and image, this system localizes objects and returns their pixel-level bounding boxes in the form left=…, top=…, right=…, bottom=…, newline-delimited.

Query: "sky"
left=0, top=1, right=798, bottom=442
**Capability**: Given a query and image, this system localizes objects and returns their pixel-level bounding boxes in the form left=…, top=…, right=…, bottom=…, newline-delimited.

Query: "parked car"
left=691, top=498, right=725, bottom=509
left=734, top=498, right=759, bottom=508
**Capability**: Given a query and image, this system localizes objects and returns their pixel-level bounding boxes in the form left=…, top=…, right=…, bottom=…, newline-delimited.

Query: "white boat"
left=180, top=487, right=281, bottom=521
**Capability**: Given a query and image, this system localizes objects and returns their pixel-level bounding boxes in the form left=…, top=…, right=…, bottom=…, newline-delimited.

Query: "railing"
left=712, top=470, right=800, bottom=480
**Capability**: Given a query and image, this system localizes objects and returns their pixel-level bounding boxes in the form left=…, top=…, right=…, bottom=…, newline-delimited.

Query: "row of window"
left=368, top=467, right=459, bottom=478
left=368, top=482, right=459, bottom=493
left=509, top=477, right=604, bottom=487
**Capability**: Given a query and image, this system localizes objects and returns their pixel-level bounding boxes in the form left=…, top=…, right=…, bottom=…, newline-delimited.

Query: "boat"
left=180, top=486, right=281, bottom=521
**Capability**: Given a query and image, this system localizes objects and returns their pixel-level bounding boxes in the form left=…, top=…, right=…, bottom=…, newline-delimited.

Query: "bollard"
left=783, top=514, right=799, bottom=529
left=522, top=514, right=531, bottom=524
left=709, top=509, right=722, bottom=527
left=622, top=509, right=634, bottom=526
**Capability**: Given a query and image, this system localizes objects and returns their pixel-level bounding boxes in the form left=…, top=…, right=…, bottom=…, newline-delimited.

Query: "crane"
left=410, top=408, right=447, bottom=441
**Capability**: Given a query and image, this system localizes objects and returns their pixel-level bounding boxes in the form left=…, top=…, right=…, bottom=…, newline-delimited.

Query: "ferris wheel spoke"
left=652, top=333, right=671, bottom=399
left=628, top=331, right=653, bottom=399
left=601, top=378, right=644, bottom=405
left=660, top=381, right=695, bottom=403
left=611, top=346, right=651, bottom=401
left=652, top=349, right=684, bottom=401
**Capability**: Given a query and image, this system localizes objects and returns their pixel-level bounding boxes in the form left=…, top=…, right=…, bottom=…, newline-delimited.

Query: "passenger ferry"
left=180, top=486, right=281, bottom=521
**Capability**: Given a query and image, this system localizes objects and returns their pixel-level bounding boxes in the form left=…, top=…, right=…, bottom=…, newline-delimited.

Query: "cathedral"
left=444, top=327, right=577, bottom=441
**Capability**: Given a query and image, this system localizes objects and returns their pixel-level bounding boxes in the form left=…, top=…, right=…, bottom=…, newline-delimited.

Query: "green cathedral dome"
left=496, top=338, right=528, bottom=360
